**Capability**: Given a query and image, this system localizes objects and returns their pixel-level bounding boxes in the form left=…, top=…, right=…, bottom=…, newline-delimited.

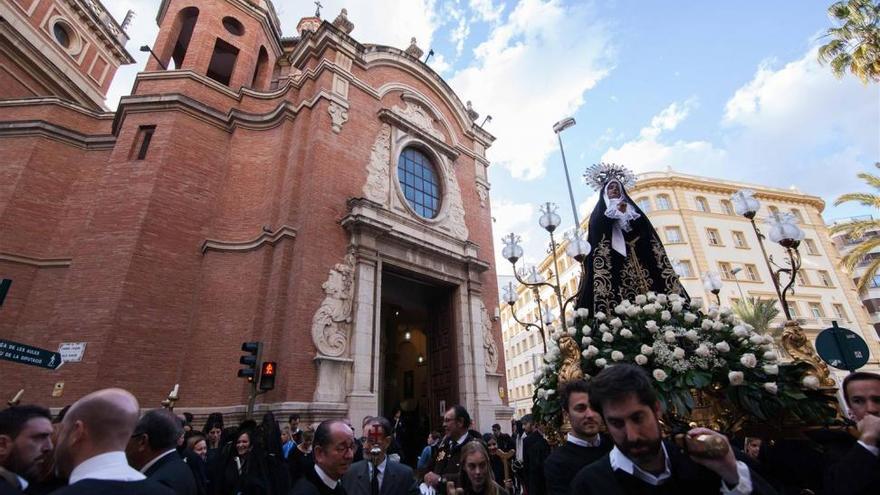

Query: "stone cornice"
left=341, top=198, right=491, bottom=274
left=0, top=252, right=72, bottom=267
left=632, top=172, right=825, bottom=211
left=201, top=225, right=297, bottom=254
left=377, top=108, right=459, bottom=160
left=66, top=0, right=134, bottom=64
left=0, top=120, right=115, bottom=149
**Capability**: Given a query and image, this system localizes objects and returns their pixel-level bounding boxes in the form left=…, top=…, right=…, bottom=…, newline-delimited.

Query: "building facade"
left=829, top=215, right=880, bottom=337
left=0, top=0, right=511, bottom=434
left=501, top=170, right=880, bottom=415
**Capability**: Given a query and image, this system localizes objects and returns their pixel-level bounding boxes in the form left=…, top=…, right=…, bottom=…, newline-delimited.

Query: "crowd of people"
left=1, top=366, right=877, bottom=495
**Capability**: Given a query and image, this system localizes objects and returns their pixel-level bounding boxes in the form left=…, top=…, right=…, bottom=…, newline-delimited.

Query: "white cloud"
left=491, top=200, right=536, bottom=276
left=428, top=53, right=451, bottom=75
left=469, top=0, right=505, bottom=23
left=640, top=98, right=695, bottom=140
left=450, top=15, right=470, bottom=55
left=450, top=0, right=614, bottom=180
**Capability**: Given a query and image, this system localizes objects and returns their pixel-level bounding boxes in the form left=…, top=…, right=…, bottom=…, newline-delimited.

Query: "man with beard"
left=423, top=406, right=481, bottom=494
left=291, top=420, right=355, bottom=495
left=0, top=406, right=53, bottom=494
left=823, top=371, right=880, bottom=495
left=544, top=380, right=611, bottom=495
left=50, top=388, right=173, bottom=495
left=570, top=365, right=776, bottom=494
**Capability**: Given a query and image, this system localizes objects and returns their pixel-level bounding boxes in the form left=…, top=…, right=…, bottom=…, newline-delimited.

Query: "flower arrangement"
left=531, top=292, right=838, bottom=433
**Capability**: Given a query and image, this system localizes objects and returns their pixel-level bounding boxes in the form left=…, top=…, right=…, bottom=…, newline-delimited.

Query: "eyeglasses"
left=333, top=442, right=357, bottom=453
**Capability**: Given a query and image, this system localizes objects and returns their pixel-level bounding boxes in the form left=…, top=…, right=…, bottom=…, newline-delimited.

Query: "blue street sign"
left=815, top=322, right=870, bottom=372
left=0, top=339, right=63, bottom=370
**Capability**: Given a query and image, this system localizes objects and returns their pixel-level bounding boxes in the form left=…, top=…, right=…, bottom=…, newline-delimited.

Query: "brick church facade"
left=0, top=0, right=511, bottom=431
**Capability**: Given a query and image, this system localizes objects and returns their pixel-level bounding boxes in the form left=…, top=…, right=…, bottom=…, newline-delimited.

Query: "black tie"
left=371, top=466, right=380, bottom=495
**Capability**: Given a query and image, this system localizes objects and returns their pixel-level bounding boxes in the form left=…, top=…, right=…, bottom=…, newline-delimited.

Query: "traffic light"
left=238, top=342, right=262, bottom=382
left=259, top=361, right=277, bottom=391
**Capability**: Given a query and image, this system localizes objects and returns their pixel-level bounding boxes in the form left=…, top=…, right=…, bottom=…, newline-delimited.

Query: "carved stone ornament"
left=405, top=37, right=424, bottom=59
left=392, top=101, right=445, bottom=142
left=476, top=182, right=488, bottom=208
left=333, top=8, right=354, bottom=34
left=362, top=124, right=391, bottom=203
left=328, top=101, right=349, bottom=134
left=440, top=159, right=469, bottom=239
left=311, top=251, right=356, bottom=357
left=479, top=299, right=499, bottom=373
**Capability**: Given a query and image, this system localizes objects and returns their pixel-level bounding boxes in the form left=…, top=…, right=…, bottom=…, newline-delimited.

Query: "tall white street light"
left=730, top=266, right=746, bottom=300
left=553, top=117, right=582, bottom=235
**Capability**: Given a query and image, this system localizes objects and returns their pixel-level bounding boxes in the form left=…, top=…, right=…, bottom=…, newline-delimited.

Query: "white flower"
left=585, top=345, right=599, bottom=357
left=581, top=336, right=593, bottom=347
left=611, top=350, right=625, bottom=361
left=642, top=304, right=657, bottom=315
left=595, top=311, right=606, bottom=321
left=625, top=305, right=640, bottom=317
left=577, top=308, right=590, bottom=318
left=566, top=317, right=575, bottom=327
left=673, top=347, right=686, bottom=360
left=740, top=353, right=758, bottom=368
left=691, top=299, right=703, bottom=310
left=599, top=323, right=610, bottom=333
left=749, top=334, right=764, bottom=345
left=708, top=309, right=719, bottom=319
left=664, top=330, right=677, bottom=343
left=701, top=319, right=714, bottom=330
left=684, top=313, right=698, bottom=323
left=763, top=351, right=778, bottom=362
left=610, top=317, right=623, bottom=328
left=656, top=294, right=668, bottom=305
left=685, top=330, right=699, bottom=342
left=660, top=310, right=672, bottom=321
left=802, top=375, right=820, bottom=390
left=581, top=325, right=592, bottom=335
left=641, top=344, right=654, bottom=356
left=536, top=389, right=548, bottom=400
left=764, top=382, right=778, bottom=394
left=620, top=328, right=634, bottom=339
left=614, top=305, right=626, bottom=315
left=645, top=320, right=659, bottom=333
left=671, top=301, right=683, bottom=313
left=595, top=358, right=608, bottom=368
left=635, top=354, right=648, bottom=365
left=695, top=344, right=710, bottom=358
left=547, top=389, right=555, bottom=396
left=728, top=371, right=744, bottom=386
left=533, top=373, right=544, bottom=385
left=669, top=293, right=681, bottom=302
left=763, top=364, right=779, bottom=375
left=567, top=326, right=578, bottom=336
left=733, top=326, right=748, bottom=338
left=652, top=369, right=668, bottom=382
left=635, top=295, right=648, bottom=305
left=602, top=332, right=614, bottom=343
left=712, top=321, right=724, bottom=331
left=763, top=335, right=774, bottom=345
left=715, top=341, right=731, bottom=353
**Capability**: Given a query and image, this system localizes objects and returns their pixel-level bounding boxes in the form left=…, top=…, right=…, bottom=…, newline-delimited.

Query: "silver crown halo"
left=583, top=162, right=636, bottom=191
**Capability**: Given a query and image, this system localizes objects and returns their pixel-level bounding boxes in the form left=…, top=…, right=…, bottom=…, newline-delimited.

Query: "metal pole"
left=556, top=133, right=581, bottom=234
left=749, top=217, right=790, bottom=320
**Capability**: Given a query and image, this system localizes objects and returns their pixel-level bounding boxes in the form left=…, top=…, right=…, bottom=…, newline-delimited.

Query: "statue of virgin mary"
left=575, top=163, right=689, bottom=315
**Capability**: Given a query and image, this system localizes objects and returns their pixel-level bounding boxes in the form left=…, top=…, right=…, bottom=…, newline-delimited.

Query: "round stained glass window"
left=397, top=148, right=441, bottom=219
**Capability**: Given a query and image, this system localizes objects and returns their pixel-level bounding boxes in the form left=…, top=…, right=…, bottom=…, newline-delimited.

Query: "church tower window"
left=207, top=38, right=239, bottom=86
left=397, top=148, right=442, bottom=218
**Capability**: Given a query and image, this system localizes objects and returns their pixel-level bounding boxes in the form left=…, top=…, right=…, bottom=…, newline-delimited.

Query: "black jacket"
left=425, top=431, right=482, bottom=494
left=823, top=436, right=880, bottom=495
left=289, top=466, right=345, bottom=495
left=522, top=433, right=549, bottom=495
left=543, top=435, right=612, bottom=495
left=48, top=479, right=175, bottom=495
left=341, top=460, right=418, bottom=495
left=144, top=452, right=198, bottom=495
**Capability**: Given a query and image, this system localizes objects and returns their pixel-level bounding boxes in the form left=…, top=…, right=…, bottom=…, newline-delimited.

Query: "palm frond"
left=833, top=192, right=880, bottom=208
left=828, top=218, right=880, bottom=238
left=856, top=171, right=880, bottom=189
left=854, top=255, right=880, bottom=293
left=841, top=237, right=880, bottom=272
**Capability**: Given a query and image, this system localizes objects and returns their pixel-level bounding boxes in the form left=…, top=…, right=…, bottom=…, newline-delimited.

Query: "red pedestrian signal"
left=259, top=361, right=277, bottom=391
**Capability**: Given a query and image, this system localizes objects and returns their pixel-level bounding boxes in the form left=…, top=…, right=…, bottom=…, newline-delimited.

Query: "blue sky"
left=106, top=1, right=879, bottom=275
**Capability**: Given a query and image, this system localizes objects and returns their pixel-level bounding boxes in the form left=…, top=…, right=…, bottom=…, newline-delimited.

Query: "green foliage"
left=732, top=298, right=781, bottom=336
left=817, top=0, right=880, bottom=83
left=829, top=162, right=880, bottom=293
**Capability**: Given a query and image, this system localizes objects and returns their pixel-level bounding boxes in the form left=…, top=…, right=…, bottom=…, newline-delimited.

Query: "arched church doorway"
left=380, top=268, right=457, bottom=467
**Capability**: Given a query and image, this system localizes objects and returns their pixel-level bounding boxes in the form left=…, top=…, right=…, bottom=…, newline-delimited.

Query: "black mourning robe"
left=574, top=183, right=688, bottom=315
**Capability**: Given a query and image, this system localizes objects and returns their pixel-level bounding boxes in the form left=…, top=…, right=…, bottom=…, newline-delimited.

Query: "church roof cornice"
left=67, top=0, right=134, bottom=63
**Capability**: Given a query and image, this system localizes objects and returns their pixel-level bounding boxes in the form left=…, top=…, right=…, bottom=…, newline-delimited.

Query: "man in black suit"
left=569, top=365, right=776, bottom=494
left=823, top=371, right=880, bottom=495
left=422, top=406, right=481, bottom=494
left=125, top=409, right=197, bottom=495
left=341, top=417, right=417, bottom=495
left=291, top=419, right=355, bottom=495
left=544, top=380, right=611, bottom=495
left=520, top=415, right=548, bottom=495
left=49, top=388, right=173, bottom=494
left=0, top=405, right=53, bottom=494
left=490, top=424, right=512, bottom=453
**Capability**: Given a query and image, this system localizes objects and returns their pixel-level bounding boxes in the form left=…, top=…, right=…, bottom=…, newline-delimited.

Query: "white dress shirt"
left=368, top=457, right=388, bottom=489
left=315, top=464, right=340, bottom=489
left=139, top=449, right=177, bottom=474
left=608, top=443, right=754, bottom=494
left=68, top=451, right=146, bottom=484
left=566, top=433, right=601, bottom=448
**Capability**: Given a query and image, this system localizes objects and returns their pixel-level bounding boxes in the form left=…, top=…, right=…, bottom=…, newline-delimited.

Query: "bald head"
left=54, top=388, right=141, bottom=478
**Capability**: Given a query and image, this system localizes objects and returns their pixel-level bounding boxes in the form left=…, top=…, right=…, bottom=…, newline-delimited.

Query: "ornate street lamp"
left=501, top=202, right=590, bottom=353
left=731, top=189, right=833, bottom=386
left=702, top=271, right=723, bottom=305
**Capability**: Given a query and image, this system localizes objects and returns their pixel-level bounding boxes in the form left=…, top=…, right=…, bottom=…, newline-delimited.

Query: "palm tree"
left=829, top=162, right=880, bottom=292
left=817, top=0, right=880, bottom=83
left=733, top=298, right=782, bottom=336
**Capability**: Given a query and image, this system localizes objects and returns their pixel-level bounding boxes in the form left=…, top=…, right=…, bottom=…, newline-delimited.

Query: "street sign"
left=815, top=322, right=870, bottom=372
left=0, top=339, right=63, bottom=370
left=58, top=342, right=87, bottom=362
